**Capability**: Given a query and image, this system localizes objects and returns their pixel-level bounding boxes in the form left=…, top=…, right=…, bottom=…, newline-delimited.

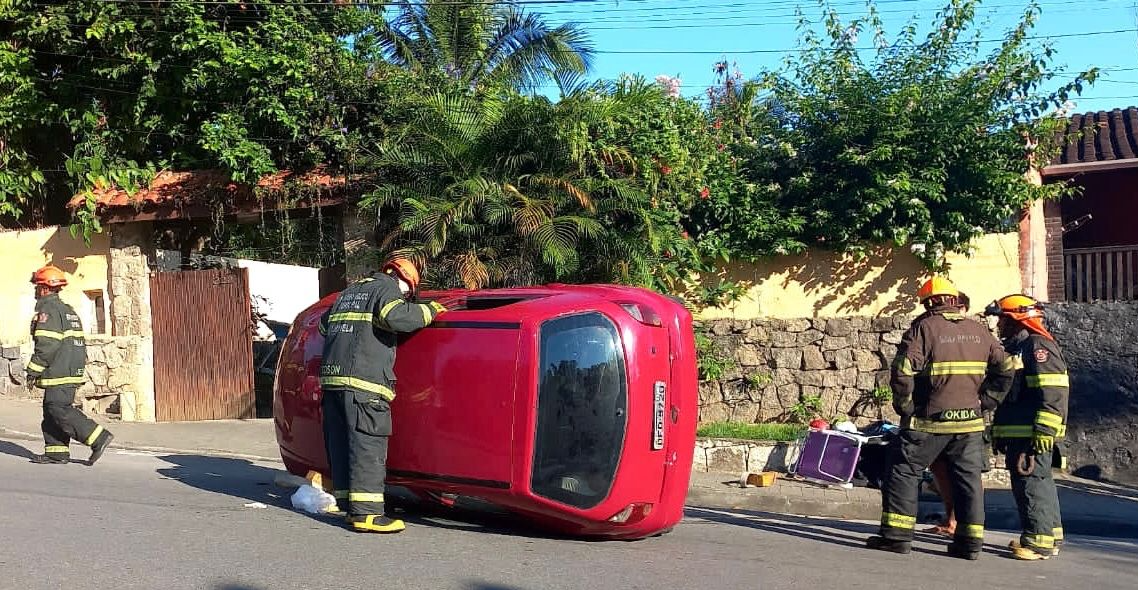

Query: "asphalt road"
left=1, top=437, right=1136, bottom=590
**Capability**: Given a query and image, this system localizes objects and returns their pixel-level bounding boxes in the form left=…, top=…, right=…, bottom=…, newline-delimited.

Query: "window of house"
left=84, top=290, right=107, bottom=334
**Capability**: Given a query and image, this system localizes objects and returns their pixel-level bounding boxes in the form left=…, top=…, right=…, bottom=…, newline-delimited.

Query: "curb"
left=685, top=486, right=882, bottom=521
left=0, top=426, right=282, bottom=464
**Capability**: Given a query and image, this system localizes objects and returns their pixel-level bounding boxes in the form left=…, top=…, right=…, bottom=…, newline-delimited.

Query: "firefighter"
left=26, top=265, right=114, bottom=465
left=866, top=277, right=1014, bottom=559
left=985, top=294, right=1068, bottom=561
left=318, top=256, right=446, bottom=533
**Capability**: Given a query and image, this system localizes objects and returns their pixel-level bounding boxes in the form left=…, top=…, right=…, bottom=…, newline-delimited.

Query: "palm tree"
left=376, top=0, right=594, bottom=93
left=362, top=80, right=681, bottom=290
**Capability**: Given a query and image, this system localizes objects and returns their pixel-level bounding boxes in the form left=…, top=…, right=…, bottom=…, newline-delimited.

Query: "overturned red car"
left=273, top=283, right=698, bottom=540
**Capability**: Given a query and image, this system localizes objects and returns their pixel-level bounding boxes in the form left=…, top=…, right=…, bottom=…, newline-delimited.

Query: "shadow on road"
left=155, top=454, right=286, bottom=508
left=0, top=439, right=35, bottom=460
left=685, top=506, right=1016, bottom=558
left=463, top=582, right=530, bottom=590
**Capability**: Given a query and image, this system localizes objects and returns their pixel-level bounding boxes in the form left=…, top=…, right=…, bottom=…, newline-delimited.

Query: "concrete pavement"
left=3, top=397, right=1138, bottom=537
left=1, top=445, right=1136, bottom=590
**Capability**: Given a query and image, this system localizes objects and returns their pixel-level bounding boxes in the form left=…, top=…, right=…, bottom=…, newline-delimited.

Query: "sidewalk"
left=3, top=397, right=1136, bottom=537
left=0, top=398, right=279, bottom=461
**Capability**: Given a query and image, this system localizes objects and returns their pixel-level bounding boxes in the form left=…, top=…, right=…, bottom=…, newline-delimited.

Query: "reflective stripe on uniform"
left=893, top=357, right=915, bottom=376
left=1000, top=355, right=1019, bottom=372
left=992, top=424, right=1067, bottom=438
left=1022, top=533, right=1055, bottom=549
left=1035, top=410, right=1064, bottom=430
left=1053, top=527, right=1065, bottom=541
left=881, top=512, right=916, bottom=529
left=349, top=492, right=385, bottom=503
left=419, top=304, right=432, bottom=325
left=45, top=445, right=69, bottom=454
left=319, top=376, right=395, bottom=401
left=910, top=417, right=986, bottom=434
left=1026, top=373, right=1069, bottom=388
left=26, top=361, right=45, bottom=373
left=962, top=524, right=984, bottom=539
left=34, top=329, right=85, bottom=340
left=926, top=361, right=989, bottom=376
left=85, top=425, right=105, bottom=446
left=38, top=375, right=86, bottom=386
left=329, top=312, right=374, bottom=323
left=378, top=299, right=402, bottom=320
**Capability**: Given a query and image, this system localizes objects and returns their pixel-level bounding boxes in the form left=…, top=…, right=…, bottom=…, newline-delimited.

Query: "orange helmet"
left=30, top=265, right=68, bottom=288
left=382, top=257, right=421, bottom=292
left=917, top=276, right=959, bottom=302
left=985, top=294, right=1051, bottom=338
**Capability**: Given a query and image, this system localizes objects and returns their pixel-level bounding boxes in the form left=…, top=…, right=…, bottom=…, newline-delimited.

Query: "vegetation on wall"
left=0, top=0, right=1097, bottom=304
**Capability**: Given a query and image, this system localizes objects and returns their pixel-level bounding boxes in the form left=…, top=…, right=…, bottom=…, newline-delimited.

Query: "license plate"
left=652, top=381, right=666, bottom=450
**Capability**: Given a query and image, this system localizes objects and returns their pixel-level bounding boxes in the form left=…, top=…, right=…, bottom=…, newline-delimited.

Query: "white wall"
left=156, top=251, right=319, bottom=338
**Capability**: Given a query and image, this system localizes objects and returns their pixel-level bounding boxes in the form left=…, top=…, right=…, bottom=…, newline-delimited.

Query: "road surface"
left=1, top=437, right=1135, bottom=590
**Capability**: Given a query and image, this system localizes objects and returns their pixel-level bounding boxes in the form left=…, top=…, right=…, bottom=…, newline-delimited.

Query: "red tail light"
left=608, top=503, right=654, bottom=524
left=618, top=302, right=662, bottom=326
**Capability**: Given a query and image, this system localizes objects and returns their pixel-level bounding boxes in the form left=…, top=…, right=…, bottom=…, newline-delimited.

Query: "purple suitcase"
left=790, top=430, right=864, bottom=484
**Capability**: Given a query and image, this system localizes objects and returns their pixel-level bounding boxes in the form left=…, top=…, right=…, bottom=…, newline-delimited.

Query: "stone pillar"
left=343, top=205, right=379, bottom=281
left=108, top=223, right=157, bottom=422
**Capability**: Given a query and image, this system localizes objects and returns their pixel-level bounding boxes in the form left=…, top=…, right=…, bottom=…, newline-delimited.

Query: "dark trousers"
left=321, top=388, right=393, bottom=517
left=1003, top=439, right=1063, bottom=553
left=42, top=386, right=106, bottom=458
left=879, top=430, right=986, bottom=551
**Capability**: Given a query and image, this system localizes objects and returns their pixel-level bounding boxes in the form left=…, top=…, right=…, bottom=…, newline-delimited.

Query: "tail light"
left=608, top=502, right=654, bottom=524
left=618, top=302, right=662, bottom=326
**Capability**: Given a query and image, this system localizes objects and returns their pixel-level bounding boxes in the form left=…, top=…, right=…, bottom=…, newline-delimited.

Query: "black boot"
left=947, top=541, right=981, bottom=560
left=31, top=454, right=69, bottom=465
left=866, top=536, right=912, bottom=554
left=88, top=432, right=114, bottom=466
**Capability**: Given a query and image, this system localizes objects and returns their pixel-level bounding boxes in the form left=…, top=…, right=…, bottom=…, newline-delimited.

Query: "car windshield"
left=531, top=312, right=627, bottom=509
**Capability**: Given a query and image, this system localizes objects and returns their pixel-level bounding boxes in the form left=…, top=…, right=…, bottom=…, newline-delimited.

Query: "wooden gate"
left=150, top=268, right=255, bottom=421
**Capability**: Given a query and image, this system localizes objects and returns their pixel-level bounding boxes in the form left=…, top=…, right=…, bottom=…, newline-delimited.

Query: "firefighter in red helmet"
left=26, top=265, right=115, bottom=465
left=318, top=255, right=446, bottom=533
left=866, top=277, right=1014, bottom=559
left=986, top=294, right=1069, bottom=560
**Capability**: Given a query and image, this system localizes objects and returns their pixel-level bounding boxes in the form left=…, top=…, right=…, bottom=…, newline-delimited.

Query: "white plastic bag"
left=290, top=484, right=337, bottom=514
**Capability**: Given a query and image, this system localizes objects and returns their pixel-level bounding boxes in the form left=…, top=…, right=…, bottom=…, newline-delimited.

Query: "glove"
left=25, top=374, right=38, bottom=392
left=892, top=397, right=914, bottom=418
left=1032, top=431, right=1054, bottom=455
left=428, top=301, right=448, bottom=315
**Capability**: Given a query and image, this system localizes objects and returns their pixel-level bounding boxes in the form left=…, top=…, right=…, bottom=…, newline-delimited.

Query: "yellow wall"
left=0, top=227, right=111, bottom=346
left=698, top=232, right=1021, bottom=320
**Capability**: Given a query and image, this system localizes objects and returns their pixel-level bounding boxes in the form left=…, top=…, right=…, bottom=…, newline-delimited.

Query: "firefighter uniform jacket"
left=992, top=331, right=1070, bottom=441
left=318, top=273, right=444, bottom=401
left=26, top=293, right=87, bottom=387
left=890, top=307, right=1014, bottom=434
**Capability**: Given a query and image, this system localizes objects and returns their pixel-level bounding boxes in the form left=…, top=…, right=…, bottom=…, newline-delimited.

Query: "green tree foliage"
left=377, top=0, right=594, bottom=93
left=0, top=0, right=419, bottom=229
left=691, top=0, right=1096, bottom=268
left=363, top=76, right=708, bottom=291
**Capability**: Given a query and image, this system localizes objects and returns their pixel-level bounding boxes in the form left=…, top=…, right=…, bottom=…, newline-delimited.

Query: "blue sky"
left=534, top=0, right=1138, bottom=113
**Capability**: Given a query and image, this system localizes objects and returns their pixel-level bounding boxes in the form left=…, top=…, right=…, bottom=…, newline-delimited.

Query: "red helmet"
left=382, top=257, right=421, bottom=292
left=30, top=265, right=68, bottom=288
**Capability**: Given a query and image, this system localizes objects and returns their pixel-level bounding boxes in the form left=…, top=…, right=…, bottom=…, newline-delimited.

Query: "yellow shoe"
left=1009, top=540, right=1050, bottom=561
left=349, top=514, right=406, bottom=534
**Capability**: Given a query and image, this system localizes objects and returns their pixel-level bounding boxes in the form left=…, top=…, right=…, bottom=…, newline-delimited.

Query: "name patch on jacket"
left=938, top=334, right=983, bottom=345
left=935, top=408, right=979, bottom=421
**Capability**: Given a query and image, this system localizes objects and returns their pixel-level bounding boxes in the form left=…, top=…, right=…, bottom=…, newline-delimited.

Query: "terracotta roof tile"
left=67, top=167, right=351, bottom=222
left=1054, top=107, right=1138, bottom=165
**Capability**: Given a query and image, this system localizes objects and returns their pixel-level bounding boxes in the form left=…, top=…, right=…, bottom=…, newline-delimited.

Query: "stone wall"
left=1046, top=302, right=1138, bottom=483
left=77, top=335, right=142, bottom=416
left=0, top=346, right=30, bottom=398
left=697, top=316, right=912, bottom=426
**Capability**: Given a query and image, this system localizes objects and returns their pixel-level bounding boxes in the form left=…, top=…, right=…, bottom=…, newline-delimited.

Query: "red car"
left=273, top=283, right=698, bottom=540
